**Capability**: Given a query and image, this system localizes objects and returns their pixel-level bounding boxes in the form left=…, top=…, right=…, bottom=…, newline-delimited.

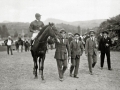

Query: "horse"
left=31, top=23, right=60, bottom=80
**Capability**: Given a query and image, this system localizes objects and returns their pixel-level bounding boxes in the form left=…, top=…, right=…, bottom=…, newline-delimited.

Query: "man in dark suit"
left=70, top=33, right=84, bottom=78
left=85, top=30, right=98, bottom=75
left=54, top=29, right=71, bottom=81
left=98, top=31, right=112, bottom=70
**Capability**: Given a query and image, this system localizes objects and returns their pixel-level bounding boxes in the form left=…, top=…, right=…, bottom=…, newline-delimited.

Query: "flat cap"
left=35, top=13, right=41, bottom=17
left=74, top=33, right=80, bottom=36
left=102, top=31, right=109, bottom=34
left=8, top=36, right=11, bottom=38
left=60, top=28, right=66, bottom=33
left=89, top=30, right=95, bottom=34
left=68, top=32, right=73, bottom=35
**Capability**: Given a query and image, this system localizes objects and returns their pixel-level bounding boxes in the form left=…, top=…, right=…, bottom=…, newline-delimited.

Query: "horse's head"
left=48, top=22, right=62, bottom=39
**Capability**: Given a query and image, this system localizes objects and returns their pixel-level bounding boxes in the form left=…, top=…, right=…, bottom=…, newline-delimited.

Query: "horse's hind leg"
left=41, top=57, right=45, bottom=80
left=31, top=51, right=36, bottom=75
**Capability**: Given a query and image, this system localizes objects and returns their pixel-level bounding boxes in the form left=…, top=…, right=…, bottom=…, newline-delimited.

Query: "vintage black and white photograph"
left=0, top=0, right=120, bottom=90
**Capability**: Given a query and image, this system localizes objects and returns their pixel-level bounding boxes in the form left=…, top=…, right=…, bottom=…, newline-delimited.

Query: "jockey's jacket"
left=29, top=20, right=44, bottom=40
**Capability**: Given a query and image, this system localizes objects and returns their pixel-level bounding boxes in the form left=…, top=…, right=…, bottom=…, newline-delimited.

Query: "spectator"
left=24, top=39, right=30, bottom=52
left=4, top=36, right=13, bottom=55
left=17, top=37, right=23, bottom=52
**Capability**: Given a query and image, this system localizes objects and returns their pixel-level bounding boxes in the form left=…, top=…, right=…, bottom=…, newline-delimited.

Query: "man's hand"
left=96, top=44, right=98, bottom=48
left=106, top=44, right=109, bottom=47
left=85, top=54, right=88, bottom=56
left=56, top=38, right=60, bottom=43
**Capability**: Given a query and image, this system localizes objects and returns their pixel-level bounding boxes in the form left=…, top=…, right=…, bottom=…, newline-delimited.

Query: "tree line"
left=97, top=14, right=120, bottom=51
left=0, top=25, right=9, bottom=38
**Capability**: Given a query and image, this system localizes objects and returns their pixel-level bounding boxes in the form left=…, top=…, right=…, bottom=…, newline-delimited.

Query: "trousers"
left=56, top=59, right=67, bottom=79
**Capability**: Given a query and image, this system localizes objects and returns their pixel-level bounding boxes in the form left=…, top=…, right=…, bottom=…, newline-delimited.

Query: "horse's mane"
left=36, top=25, right=49, bottom=39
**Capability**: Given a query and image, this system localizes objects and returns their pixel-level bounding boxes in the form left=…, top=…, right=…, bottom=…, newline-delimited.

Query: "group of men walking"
left=29, top=13, right=112, bottom=81
left=55, top=29, right=112, bottom=81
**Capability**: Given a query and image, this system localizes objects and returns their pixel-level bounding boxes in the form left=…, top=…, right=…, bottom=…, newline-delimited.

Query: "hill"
left=0, top=18, right=106, bottom=36
left=44, top=18, right=106, bottom=29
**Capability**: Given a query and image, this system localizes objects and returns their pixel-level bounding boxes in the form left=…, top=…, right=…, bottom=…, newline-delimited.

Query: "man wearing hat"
left=54, top=29, right=71, bottom=81
left=85, top=30, right=98, bottom=75
left=29, top=13, right=44, bottom=45
left=68, top=32, right=73, bottom=44
left=70, top=33, right=84, bottom=78
left=4, top=36, right=13, bottom=55
left=98, top=31, right=112, bottom=70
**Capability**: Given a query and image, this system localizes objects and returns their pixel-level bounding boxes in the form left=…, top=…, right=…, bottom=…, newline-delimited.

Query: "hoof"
left=34, top=76, right=38, bottom=79
left=59, top=78, right=63, bottom=82
left=41, top=76, right=44, bottom=80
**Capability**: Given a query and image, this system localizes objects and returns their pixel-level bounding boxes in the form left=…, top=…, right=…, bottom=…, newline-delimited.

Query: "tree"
left=14, top=31, right=18, bottom=38
left=0, top=27, right=2, bottom=39
left=1, top=25, right=9, bottom=38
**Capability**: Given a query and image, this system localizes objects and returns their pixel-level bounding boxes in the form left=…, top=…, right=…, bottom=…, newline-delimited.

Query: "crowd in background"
left=4, top=36, right=31, bottom=55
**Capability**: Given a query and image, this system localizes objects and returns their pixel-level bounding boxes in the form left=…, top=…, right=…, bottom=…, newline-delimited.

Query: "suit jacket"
left=4, top=39, right=13, bottom=46
left=97, top=35, right=103, bottom=43
left=98, top=37, right=111, bottom=53
left=70, top=40, right=84, bottom=59
left=85, top=38, right=98, bottom=56
left=54, top=38, right=71, bottom=60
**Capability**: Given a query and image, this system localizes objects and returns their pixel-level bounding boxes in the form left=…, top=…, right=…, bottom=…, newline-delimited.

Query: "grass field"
left=0, top=50, right=120, bottom=90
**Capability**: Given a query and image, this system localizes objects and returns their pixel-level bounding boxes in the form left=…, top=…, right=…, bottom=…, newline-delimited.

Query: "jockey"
left=29, top=13, right=44, bottom=45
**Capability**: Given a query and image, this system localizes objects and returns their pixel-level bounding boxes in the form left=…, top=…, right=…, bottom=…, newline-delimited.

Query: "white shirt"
left=75, top=39, right=79, bottom=43
left=91, top=37, right=95, bottom=41
left=63, top=39, right=64, bottom=43
left=7, top=39, right=12, bottom=45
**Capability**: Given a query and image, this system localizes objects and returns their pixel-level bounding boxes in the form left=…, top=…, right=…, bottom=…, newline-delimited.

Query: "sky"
left=0, top=0, right=120, bottom=22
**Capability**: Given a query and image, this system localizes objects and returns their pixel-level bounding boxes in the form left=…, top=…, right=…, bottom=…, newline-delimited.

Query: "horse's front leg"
left=39, top=57, right=42, bottom=75
left=34, top=57, right=38, bottom=79
left=41, top=56, right=45, bottom=80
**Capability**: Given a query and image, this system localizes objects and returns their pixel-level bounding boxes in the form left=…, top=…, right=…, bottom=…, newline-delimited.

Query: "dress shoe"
left=70, top=73, right=72, bottom=77
left=108, top=68, right=112, bottom=71
left=74, top=75, right=79, bottom=78
left=89, top=72, right=93, bottom=75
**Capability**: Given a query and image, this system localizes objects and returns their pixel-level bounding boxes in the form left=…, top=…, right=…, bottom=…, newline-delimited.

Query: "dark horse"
left=31, top=23, right=60, bottom=80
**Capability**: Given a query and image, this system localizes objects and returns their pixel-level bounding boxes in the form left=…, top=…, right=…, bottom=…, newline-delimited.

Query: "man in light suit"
left=70, top=33, right=84, bottom=78
left=85, top=30, right=98, bottom=75
left=54, top=29, right=71, bottom=81
left=4, top=36, right=13, bottom=55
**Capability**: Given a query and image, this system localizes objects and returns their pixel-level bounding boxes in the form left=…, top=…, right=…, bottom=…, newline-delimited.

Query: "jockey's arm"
left=29, top=22, right=35, bottom=33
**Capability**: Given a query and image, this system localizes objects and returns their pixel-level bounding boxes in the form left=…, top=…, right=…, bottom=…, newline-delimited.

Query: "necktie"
left=92, top=37, right=94, bottom=41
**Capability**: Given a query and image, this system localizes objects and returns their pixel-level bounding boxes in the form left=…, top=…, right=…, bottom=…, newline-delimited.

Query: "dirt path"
left=0, top=50, right=120, bottom=90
